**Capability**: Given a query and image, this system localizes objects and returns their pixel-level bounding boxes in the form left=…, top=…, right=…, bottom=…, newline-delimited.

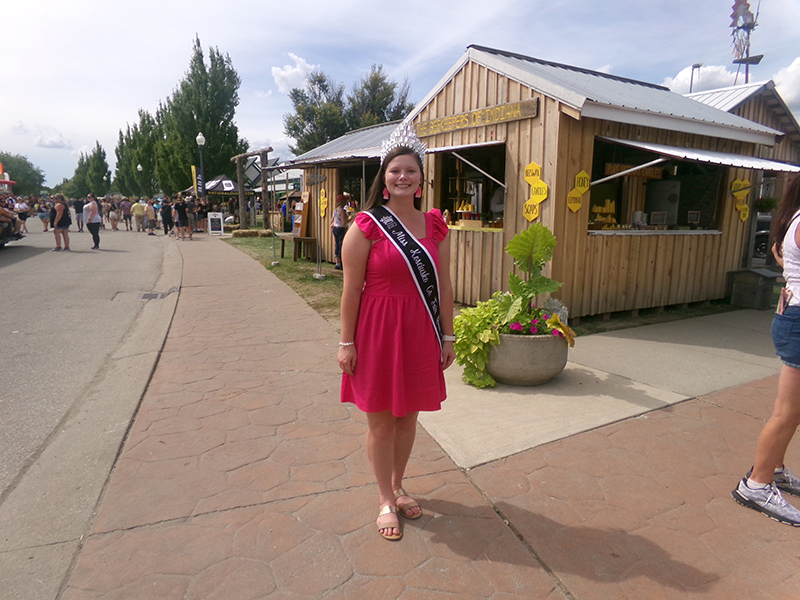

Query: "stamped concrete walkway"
left=60, top=236, right=799, bottom=600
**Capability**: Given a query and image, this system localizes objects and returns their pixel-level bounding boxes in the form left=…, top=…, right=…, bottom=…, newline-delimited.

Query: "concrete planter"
left=486, top=333, right=568, bottom=386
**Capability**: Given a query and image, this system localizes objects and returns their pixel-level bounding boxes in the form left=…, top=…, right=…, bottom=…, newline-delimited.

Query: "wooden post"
left=260, top=149, right=270, bottom=230
left=236, top=157, right=247, bottom=229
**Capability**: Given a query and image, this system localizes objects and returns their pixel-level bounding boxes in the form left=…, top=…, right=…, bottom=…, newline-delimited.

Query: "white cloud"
left=774, top=57, right=800, bottom=114
left=271, top=53, right=317, bottom=95
left=34, top=128, right=72, bottom=150
left=11, top=122, right=32, bottom=135
left=664, top=65, right=737, bottom=94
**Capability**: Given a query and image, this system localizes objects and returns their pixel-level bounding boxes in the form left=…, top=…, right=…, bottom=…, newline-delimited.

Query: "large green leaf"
left=505, top=223, right=557, bottom=276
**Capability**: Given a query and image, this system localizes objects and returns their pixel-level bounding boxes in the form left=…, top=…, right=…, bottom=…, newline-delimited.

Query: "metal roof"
left=685, top=81, right=767, bottom=112
left=409, top=45, right=783, bottom=146
left=285, top=121, right=398, bottom=168
left=598, top=136, right=800, bottom=173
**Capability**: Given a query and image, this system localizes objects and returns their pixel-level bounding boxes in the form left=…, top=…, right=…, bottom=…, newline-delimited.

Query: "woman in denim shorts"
left=733, top=174, right=800, bottom=525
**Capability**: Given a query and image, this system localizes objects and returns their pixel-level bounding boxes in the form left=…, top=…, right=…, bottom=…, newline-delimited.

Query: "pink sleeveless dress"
left=341, top=209, right=449, bottom=416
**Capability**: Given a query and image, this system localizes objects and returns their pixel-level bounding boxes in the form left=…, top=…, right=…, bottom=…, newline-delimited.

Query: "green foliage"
left=284, top=65, right=413, bottom=155
left=155, top=37, right=248, bottom=195
left=115, top=110, right=159, bottom=196
left=345, top=64, right=414, bottom=130
left=0, top=152, right=45, bottom=195
left=69, top=142, right=111, bottom=197
left=453, top=223, right=568, bottom=388
left=283, top=72, right=347, bottom=155
left=454, top=295, right=502, bottom=388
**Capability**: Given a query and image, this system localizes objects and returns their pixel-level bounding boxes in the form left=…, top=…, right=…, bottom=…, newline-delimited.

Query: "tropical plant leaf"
left=505, top=223, right=556, bottom=275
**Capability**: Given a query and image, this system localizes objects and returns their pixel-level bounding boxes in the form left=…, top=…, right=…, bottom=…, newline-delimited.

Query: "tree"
left=154, top=36, right=248, bottom=195
left=0, top=152, right=45, bottom=196
left=345, top=64, right=414, bottom=130
left=70, top=142, right=111, bottom=197
left=283, top=65, right=414, bottom=155
left=115, top=110, right=159, bottom=196
left=283, top=71, right=347, bottom=155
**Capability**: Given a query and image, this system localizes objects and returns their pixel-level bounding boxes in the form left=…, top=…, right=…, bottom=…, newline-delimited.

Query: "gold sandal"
left=394, top=488, right=422, bottom=520
left=376, top=505, right=402, bottom=540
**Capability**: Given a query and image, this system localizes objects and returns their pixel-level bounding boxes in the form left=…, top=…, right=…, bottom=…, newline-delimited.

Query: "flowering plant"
left=454, top=223, right=575, bottom=388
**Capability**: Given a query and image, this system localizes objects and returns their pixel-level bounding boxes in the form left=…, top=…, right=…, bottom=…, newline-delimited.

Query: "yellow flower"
left=545, top=313, right=576, bottom=347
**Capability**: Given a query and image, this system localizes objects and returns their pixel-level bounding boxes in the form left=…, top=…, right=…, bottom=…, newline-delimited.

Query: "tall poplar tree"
left=115, top=110, right=159, bottom=196
left=154, top=36, right=248, bottom=195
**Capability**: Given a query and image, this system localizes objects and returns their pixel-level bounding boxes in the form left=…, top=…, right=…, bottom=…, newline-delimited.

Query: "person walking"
left=173, top=195, right=190, bottom=240
left=14, top=197, right=31, bottom=233
left=72, top=198, right=85, bottom=232
left=50, top=195, right=71, bottom=251
left=85, top=194, right=103, bottom=250
left=338, top=124, right=455, bottom=541
left=145, top=200, right=157, bottom=235
left=131, top=199, right=146, bottom=232
left=120, top=197, right=132, bottom=231
left=37, top=199, right=51, bottom=232
left=161, top=199, right=174, bottom=236
left=733, top=174, right=800, bottom=526
left=331, top=194, right=349, bottom=270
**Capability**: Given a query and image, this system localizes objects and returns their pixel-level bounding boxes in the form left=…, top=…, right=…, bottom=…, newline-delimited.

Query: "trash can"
left=729, top=268, right=782, bottom=310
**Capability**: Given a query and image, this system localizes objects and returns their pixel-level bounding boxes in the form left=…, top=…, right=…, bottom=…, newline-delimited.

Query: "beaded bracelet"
left=339, top=341, right=355, bottom=347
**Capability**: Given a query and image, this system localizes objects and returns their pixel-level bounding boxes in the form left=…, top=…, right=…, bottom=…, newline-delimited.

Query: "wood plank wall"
left=304, top=59, right=786, bottom=315
left=551, top=114, right=759, bottom=317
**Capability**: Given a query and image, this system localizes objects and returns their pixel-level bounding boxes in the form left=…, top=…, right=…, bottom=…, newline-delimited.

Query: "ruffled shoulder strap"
left=355, top=211, right=383, bottom=240
left=427, top=208, right=449, bottom=242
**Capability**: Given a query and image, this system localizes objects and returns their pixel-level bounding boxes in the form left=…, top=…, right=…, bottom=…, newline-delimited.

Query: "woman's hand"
left=442, top=342, right=455, bottom=370
left=338, top=345, right=357, bottom=376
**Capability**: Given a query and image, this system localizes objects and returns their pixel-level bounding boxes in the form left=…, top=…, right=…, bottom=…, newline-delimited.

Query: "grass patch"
left=225, top=236, right=755, bottom=337
left=224, top=237, right=343, bottom=328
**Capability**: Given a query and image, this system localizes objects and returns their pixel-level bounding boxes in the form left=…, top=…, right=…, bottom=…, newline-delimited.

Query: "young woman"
left=733, top=174, right=800, bottom=526
left=50, top=195, right=71, bottom=251
left=331, top=194, right=349, bottom=270
left=85, top=194, right=103, bottom=249
left=338, top=127, right=455, bottom=541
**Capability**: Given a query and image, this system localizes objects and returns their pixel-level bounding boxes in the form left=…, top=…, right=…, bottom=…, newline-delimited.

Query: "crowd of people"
left=1, top=193, right=215, bottom=250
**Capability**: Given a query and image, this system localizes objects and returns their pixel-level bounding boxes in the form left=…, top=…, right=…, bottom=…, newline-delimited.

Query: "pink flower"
left=553, top=330, right=561, bottom=336
left=532, top=318, right=539, bottom=325
left=530, top=326, right=538, bottom=334
left=510, top=322, right=524, bottom=332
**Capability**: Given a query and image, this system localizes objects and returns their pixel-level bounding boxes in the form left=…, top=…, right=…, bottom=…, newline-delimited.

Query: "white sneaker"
left=732, top=477, right=800, bottom=526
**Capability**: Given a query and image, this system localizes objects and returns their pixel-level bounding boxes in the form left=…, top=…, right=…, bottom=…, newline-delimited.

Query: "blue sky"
left=4, top=0, right=799, bottom=187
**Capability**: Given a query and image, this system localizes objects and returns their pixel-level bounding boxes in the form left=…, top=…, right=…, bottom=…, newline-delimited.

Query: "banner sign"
left=416, top=98, right=539, bottom=137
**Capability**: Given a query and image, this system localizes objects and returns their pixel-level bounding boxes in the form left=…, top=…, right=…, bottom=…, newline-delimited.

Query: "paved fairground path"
left=3, top=233, right=799, bottom=599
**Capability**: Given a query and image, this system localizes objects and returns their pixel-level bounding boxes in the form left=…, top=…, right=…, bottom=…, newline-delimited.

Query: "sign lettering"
left=416, top=99, right=539, bottom=137
left=574, top=170, right=590, bottom=195
left=567, top=188, right=583, bottom=213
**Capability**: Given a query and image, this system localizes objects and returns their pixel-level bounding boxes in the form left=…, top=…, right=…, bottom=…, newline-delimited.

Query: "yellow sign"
left=415, top=99, right=539, bottom=137
left=524, top=161, right=542, bottom=185
left=523, top=199, right=540, bottom=222
left=739, top=204, right=750, bottom=222
left=319, top=188, right=328, bottom=218
left=567, top=188, right=583, bottom=213
left=522, top=160, right=548, bottom=222
left=732, top=179, right=750, bottom=201
left=575, top=170, right=590, bottom=195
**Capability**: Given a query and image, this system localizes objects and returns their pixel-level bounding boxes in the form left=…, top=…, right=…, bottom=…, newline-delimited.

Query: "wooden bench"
left=277, top=233, right=317, bottom=261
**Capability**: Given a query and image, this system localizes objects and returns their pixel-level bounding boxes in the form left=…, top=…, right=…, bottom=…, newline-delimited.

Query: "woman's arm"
left=86, top=202, right=97, bottom=222
left=337, top=225, right=371, bottom=376
left=438, top=232, right=456, bottom=370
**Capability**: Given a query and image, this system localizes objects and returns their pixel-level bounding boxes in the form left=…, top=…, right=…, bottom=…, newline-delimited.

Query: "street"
left=0, top=223, right=181, bottom=599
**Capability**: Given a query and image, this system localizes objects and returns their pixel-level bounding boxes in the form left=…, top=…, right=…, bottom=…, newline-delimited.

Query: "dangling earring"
left=383, top=188, right=390, bottom=200
left=414, top=187, right=422, bottom=199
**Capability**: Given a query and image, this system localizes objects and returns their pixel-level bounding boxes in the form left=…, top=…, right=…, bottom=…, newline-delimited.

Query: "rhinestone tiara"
left=380, top=120, right=427, bottom=165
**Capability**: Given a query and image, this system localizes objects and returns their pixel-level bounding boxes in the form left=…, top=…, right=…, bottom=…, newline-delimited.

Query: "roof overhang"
left=279, top=149, right=381, bottom=171
left=587, top=103, right=781, bottom=146
left=598, top=136, right=800, bottom=173
left=427, top=140, right=505, bottom=154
